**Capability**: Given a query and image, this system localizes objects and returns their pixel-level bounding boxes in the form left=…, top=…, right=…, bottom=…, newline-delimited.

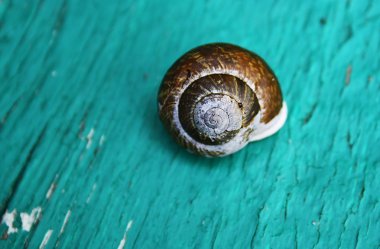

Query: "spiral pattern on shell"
left=158, top=43, right=286, bottom=157
left=178, top=74, right=259, bottom=145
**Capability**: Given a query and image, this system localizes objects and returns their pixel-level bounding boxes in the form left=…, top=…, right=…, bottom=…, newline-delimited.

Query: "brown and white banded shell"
left=158, top=43, right=287, bottom=157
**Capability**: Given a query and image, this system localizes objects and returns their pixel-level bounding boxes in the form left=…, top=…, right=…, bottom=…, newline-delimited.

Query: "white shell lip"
left=249, top=101, right=288, bottom=142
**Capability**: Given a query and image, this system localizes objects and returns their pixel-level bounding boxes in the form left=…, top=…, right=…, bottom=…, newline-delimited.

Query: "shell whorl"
left=193, top=94, right=242, bottom=143
left=178, top=74, right=259, bottom=145
left=158, top=43, right=286, bottom=157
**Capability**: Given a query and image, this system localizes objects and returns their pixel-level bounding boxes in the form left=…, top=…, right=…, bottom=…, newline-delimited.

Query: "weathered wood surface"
left=1, top=0, right=380, bottom=248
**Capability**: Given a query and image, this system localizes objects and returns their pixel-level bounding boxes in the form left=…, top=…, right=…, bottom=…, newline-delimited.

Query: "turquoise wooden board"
left=1, top=0, right=380, bottom=248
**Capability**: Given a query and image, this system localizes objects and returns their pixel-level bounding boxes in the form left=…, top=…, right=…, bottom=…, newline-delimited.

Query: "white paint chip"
left=46, top=174, right=59, bottom=199
left=20, top=207, right=42, bottom=232
left=1, top=209, right=18, bottom=234
left=46, top=182, right=55, bottom=199
left=59, top=210, right=71, bottom=235
left=312, top=220, right=320, bottom=226
left=118, top=236, right=127, bottom=249
left=99, top=135, right=106, bottom=146
left=86, top=128, right=95, bottom=149
left=39, top=230, right=53, bottom=249
left=86, top=183, right=97, bottom=204
left=117, top=220, right=133, bottom=249
left=126, top=220, right=133, bottom=230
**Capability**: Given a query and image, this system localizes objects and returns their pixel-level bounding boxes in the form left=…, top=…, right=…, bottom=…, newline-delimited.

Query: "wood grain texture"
left=0, top=0, right=379, bottom=248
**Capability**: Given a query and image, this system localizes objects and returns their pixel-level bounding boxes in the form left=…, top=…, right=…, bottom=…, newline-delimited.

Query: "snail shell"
left=158, top=43, right=287, bottom=157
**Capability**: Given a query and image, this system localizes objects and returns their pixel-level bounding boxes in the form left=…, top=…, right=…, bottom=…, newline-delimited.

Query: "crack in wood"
left=0, top=124, right=47, bottom=218
left=0, top=96, right=21, bottom=130
left=284, top=193, right=291, bottom=220
left=303, top=103, right=318, bottom=125
left=346, top=132, right=354, bottom=155
left=131, top=208, right=151, bottom=249
left=345, top=65, right=352, bottom=86
left=210, top=218, right=221, bottom=249
left=250, top=204, right=266, bottom=249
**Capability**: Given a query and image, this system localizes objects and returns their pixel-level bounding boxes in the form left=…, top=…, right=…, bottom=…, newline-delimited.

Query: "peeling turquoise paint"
left=0, top=0, right=379, bottom=248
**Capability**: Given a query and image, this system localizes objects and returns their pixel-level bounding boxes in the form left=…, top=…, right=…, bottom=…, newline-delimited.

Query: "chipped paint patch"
left=39, top=230, right=53, bottom=249
left=126, top=220, right=133, bottom=230
left=99, top=135, right=106, bottom=146
left=46, top=182, right=56, bottom=199
left=59, top=210, right=71, bottom=235
left=20, top=207, right=42, bottom=232
left=1, top=209, right=18, bottom=234
left=117, top=220, right=133, bottom=249
left=46, top=175, right=59, bottom=199
left=86, top=183, right=97, bottom=204
left=86, top=128, right=95, bottom=149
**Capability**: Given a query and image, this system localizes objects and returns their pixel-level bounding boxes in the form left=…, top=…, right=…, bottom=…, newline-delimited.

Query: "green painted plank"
left=0, top=0, right=379, bottom=248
